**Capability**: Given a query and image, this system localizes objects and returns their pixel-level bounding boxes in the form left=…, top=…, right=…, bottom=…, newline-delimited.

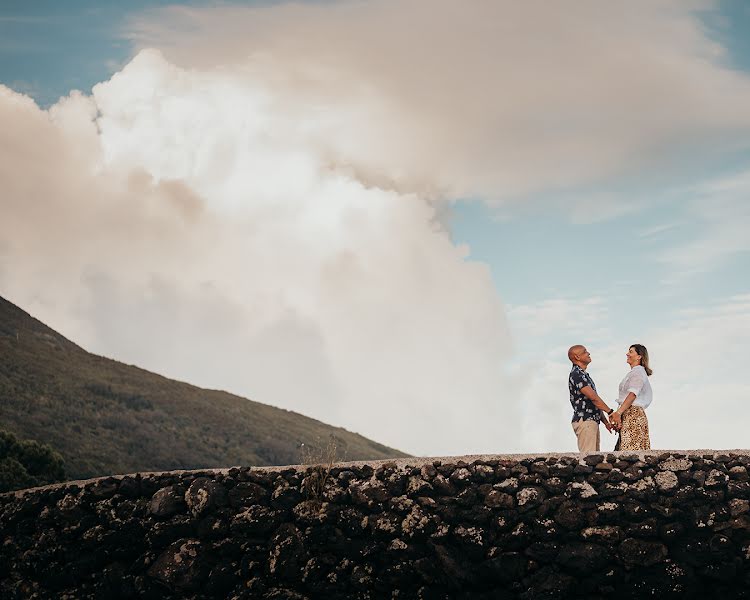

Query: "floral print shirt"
left=569, top=364, right=600, bottom=423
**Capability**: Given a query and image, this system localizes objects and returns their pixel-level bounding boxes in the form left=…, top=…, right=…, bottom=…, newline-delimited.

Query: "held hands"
left=610, top=411, right=623, bottom=431
left=601, top=409, right=623, bottom=434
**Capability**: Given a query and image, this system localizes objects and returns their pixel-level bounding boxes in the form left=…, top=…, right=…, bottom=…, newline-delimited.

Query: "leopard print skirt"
left=615, top=405, right=651, bottom=451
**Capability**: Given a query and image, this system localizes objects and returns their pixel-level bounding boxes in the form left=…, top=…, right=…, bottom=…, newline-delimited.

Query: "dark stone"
left=401, top=506, right=438, bottom=540
left=429, top=543, right=470, bottom=586
left=660, top=522, right=685, bottom=541
left=541, top=476, right=566, bottom=495
left=525, top=541, right=560, bottom=563
left=519, top=473, right=543, bottom=486
left=623, top=500, right=652, bottom=521
left=573, top=464, right=594, bottom=474
left=452, top=524, right=486, bottom=557
left=588, top=471, right=609, bottom=484
left=185, top=477, right=227, bottom=518
left=581, top=525, right=622, bottom=543
left=599, top=482, right=628, bottom=498
left=263, top=587, right=310, bottom=600
left=149, top=486, right=186, bottom=518
left=230, top=505, right=281, bottom=536
left=557, top=542, right=611, bottom=574
left=627, top=518, right=659, bottom=538
left=87, top=477, right=120, bottom=500
left=554, top=501, right=585, bottom=530
left=705, top=469, right=729, bottom=489
left=530, top=462, right=550, bottom=477
left=708, top=534, right=733, bottom=558
left=619, top=538, right=668, bottom=567
left=204, top=560, right=239, bottom=596
left=368, top=511, right=401, bottom=539
left=450, top=468, right=473, bottom=486
left=472, top=464, right=496, bottom=482
left=523, top=566, right=575, bottom=599
left=484, top=490, right=514, bottom=509
left=349, top=563, right=374, bottom=589
left=456, top=487, right=479, bottom=507
left=228, top=482, right=269, bottom=507
left=499, top=522, right=532, bottom=550
left=728, top=481, right=750, bottom=499
left=583, top=455, right=604, bottom=467
left=292, top=500, right=337, bottom=526
left=147, top=538, right=206, bottom=591
left=196, top=514, right=228, bottom=540
left=271, top=485, right=302, bottom=510
left=349, top=480, right=389, bottom=508
left=482, top=550, right=527, bottom=582
left=118, top=476, right=141, bottom=499
left=407, top=476, right=434, bottom=496
left=700, top=562, right=738, bottom=582
left=516, top=486, right=546, bottom=510
left=623, top=466, right=644, bottom=482
left=147, top=515, right=194, bottom=549
left=268, top=523, right=307, bottom=582
left=432, top=474, right=457, bottom=495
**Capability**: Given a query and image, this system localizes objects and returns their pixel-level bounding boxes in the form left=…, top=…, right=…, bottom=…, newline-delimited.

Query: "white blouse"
left=616, top=365, right=652, bottom=409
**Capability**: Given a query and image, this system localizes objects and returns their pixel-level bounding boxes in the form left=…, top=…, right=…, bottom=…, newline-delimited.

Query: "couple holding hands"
left=568, top=344, right=653, bottom=452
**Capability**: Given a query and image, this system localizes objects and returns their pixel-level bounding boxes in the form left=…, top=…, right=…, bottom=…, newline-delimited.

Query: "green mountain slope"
left=0, top=295, right=407, bottom=480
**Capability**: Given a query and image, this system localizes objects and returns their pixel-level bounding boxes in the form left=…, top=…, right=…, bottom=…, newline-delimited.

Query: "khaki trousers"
left=572, top=419, right=600, bottom=452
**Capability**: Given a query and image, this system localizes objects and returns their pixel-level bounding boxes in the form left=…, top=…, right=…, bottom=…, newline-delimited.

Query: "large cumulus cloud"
left=0, top=51, right=517, bottom=456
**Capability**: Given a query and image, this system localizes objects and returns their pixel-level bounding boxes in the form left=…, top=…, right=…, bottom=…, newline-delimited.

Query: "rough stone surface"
left=655, top=470, right=679, bottom=493
left=149, top=484, right=186, bottom=518
left=147, top=538, right=206, bottom=591
left=185, top=477, right=227, bottom=518
left=2, top=451, right=750, bottom=599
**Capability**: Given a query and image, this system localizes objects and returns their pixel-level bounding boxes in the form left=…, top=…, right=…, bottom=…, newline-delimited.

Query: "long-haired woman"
left=612, top=344, right=653, bottom=450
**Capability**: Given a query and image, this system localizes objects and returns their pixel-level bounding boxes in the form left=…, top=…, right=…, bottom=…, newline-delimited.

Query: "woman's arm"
left=610, top=392, right=636, bottom=430
left=617, top=392, right=637, bottom=413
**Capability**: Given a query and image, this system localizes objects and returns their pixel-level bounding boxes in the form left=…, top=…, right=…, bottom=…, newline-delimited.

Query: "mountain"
left=0, top=295, right=407, bottom=480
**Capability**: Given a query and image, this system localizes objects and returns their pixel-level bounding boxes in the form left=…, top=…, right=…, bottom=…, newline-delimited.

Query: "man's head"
left=568, top=345, right=592, bottom=368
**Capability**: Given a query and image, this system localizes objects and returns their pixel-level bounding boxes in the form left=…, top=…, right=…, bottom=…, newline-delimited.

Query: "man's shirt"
left=569, top=365, right=600, bottom=423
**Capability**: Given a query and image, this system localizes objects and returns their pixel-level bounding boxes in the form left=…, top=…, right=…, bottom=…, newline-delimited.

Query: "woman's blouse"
left=617, top=365, right=652, bottom=408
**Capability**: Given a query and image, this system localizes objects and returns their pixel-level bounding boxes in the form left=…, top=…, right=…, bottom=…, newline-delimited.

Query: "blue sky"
left=1, top=0, right=749, bottom=454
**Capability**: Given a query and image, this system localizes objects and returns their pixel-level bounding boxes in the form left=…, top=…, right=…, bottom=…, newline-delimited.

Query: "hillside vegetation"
left=0, top=429, right=66, bottom=492
left=0, top=295, right=407, bottom=480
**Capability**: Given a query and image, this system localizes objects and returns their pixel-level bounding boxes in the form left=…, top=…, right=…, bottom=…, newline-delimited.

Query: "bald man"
left=568, top=345, right=616, bottom=452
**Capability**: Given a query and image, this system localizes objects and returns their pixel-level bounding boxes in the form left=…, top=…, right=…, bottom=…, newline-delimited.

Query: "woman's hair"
left=630, top=344, right=653, bottom=376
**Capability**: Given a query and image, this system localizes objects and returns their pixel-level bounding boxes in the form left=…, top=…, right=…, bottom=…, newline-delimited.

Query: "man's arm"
left=580, top=386, right=615, bottom=433
left=581, top=385, right=612, bottom=431
left=580, top=386, right=614, bottom=414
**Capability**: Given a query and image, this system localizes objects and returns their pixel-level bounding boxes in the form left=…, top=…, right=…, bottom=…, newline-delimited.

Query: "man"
left=568, top=345, right=616, bottom=452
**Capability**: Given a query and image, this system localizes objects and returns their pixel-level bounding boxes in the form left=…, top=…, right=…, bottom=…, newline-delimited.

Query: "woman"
left=611, top=344, right=653, bottom=450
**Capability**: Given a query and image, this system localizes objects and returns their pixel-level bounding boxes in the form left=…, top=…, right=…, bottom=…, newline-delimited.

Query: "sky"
left=1, top=0, right=749, bottom=457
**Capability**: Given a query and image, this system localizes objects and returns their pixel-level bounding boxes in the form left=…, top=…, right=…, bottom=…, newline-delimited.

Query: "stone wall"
left=2, top=451, right=750, bottom=599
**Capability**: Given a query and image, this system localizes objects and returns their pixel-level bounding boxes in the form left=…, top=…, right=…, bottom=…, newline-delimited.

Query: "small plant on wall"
left=299, top=434, right=342, bottom=502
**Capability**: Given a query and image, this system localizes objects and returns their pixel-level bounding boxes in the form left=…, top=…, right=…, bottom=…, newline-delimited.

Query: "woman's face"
left=626, top=347, right=642, bottom=367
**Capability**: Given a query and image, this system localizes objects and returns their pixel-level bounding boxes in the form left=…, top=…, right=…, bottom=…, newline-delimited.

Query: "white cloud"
left=638, top=223, right=677, bottom=238
left=507, top=297, right=610, bottom=342
left=0, top=54, right=521, bottom=457
left=658, top=171, right=750, bottom=273
left=125, top=0, right=750, bottom=206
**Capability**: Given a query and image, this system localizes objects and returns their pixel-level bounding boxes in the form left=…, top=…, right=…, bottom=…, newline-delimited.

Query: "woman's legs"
left=619, top=406, right=651, bottom=450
